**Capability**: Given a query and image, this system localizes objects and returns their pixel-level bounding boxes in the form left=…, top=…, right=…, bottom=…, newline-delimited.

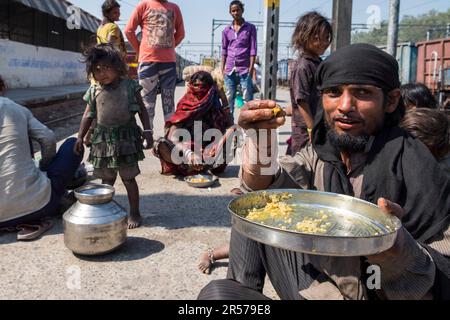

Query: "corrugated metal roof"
left=14, top=0, right=101, bottom=33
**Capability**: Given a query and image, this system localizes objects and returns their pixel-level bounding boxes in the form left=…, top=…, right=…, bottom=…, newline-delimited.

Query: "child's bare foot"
left=128, top=213, right=142, bottom=229
left=198, top=249, right=214, bottom=274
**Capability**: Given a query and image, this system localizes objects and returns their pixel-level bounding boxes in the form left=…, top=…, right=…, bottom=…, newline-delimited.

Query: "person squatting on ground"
left=74, top=44, right=153, bottom=229
left=152, top=71, right=235, bottom=176
left=288, top=11, right=332, bottom=155
left=125, top=0, right=185, bottom=144
left=222, top=0, right=257, bottom=120
left=0, top=76, right=83, bottom=240
left=198, top=44, right=450, bottom=300
left=400, top=108, right=450, bottom=175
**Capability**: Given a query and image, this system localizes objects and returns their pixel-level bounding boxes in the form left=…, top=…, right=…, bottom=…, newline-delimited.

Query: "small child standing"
left=288, top=11, right=332, bottom=155
left=74, top=44, right=153, bottom=229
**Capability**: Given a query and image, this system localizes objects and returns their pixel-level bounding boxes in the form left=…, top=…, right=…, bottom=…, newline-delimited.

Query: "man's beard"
left=325, top=122, right=369, bottom=152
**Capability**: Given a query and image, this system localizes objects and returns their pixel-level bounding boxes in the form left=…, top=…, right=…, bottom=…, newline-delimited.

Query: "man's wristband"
left=307, top=128, right=312, bottom=133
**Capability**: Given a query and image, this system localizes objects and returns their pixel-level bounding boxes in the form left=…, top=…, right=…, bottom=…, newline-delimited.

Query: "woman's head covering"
left=316, top=43, right=400, bottom=91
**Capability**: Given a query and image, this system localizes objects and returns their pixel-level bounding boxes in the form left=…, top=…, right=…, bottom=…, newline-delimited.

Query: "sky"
left=69, top=0, right=450, bottom=62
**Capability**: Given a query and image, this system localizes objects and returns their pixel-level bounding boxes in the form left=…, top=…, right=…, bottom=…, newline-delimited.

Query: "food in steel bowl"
left=189, top=177, right=210, bottom=184
left=184, top=174, right=217, bottom=188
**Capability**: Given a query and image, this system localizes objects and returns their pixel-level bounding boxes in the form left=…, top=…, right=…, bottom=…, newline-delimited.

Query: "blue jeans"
left=224, top=71, right=254, bottom=117
left=0, top=138, right=84, bottom=228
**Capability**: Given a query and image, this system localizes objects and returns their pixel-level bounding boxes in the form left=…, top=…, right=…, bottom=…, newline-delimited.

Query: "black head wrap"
left=316, top=43, right=400, bottom=91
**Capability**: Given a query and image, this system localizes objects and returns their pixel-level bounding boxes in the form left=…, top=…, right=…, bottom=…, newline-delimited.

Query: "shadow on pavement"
left=1, top=188, right=239, bottom=245
left=216, top=165, right=240, bottom=179
left=73, top=237, right=165, bottom=262
left=0, top=231, right=18, bottom=245
left=210, top=261, right=229, bottom=274
left=115, top=192, right=236, bottom=230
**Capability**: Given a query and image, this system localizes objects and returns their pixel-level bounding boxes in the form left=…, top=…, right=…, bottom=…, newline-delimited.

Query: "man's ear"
left=385, top=89, right=401, bottom=114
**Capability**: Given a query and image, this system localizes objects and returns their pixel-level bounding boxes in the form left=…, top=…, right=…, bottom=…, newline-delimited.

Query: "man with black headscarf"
left=198, top=44, right=450, bottom=300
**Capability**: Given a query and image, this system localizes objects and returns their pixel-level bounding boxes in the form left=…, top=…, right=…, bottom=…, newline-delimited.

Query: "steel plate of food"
left=228, top=189, right=402, bottom=256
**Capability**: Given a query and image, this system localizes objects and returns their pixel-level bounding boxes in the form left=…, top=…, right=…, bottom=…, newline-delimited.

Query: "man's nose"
left=337, top=90, right=355, bottom=114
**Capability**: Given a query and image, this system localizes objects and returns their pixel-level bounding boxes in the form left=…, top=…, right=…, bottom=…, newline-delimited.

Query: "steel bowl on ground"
left=228, top=189, right=402, bottom=257
left=74, top=183, right=115, bottom=205
left=184, top=173, right=218, bottom=188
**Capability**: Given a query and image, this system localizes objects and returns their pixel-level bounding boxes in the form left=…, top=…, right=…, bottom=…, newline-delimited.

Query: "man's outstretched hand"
left=238, top=100, right=286, bottom=130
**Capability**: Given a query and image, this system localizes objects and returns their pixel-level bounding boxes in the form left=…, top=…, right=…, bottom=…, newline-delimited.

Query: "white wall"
left=0, top=39, right=87, bottom=89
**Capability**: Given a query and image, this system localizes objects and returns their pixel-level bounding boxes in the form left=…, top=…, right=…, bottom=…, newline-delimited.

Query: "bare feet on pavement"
left=197, top=245, right=230, bottom=274
left=198, top=250, right=213, bottom=274
left=128, top=212, right=142, bottom=229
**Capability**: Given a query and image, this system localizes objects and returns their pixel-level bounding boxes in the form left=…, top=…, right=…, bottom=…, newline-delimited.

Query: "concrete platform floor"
left=0, top=86, right=292, bottom=300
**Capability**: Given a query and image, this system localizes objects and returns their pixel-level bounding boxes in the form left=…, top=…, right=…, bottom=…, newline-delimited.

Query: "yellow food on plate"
left=189, top=177, right=210, bottom=183
left=295, top=217, right=332, bottom=234
left=247, top=192, right=294, bottom=221
left=246, top=192, right=332, bottom=234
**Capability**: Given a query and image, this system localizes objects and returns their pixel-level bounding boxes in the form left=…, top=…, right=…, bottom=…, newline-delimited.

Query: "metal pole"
left=211, top=19, right=215, bottom=58
left=261, top=0, right=280, bottom=100
left=387, top=0, right=400, bottom=57
left=331, top=0, right=353, bottom=52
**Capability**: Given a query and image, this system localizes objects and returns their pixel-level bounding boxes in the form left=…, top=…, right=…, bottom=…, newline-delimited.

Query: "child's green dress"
left=83, top=78, right=145, bottom=170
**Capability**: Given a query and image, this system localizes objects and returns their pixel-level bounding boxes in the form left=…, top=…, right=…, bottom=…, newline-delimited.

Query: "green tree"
left=352, top=8, right=450, bottom=45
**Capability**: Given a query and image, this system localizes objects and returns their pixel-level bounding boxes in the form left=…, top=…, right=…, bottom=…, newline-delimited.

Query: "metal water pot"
left=63, top=184, right=128, bottom=255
